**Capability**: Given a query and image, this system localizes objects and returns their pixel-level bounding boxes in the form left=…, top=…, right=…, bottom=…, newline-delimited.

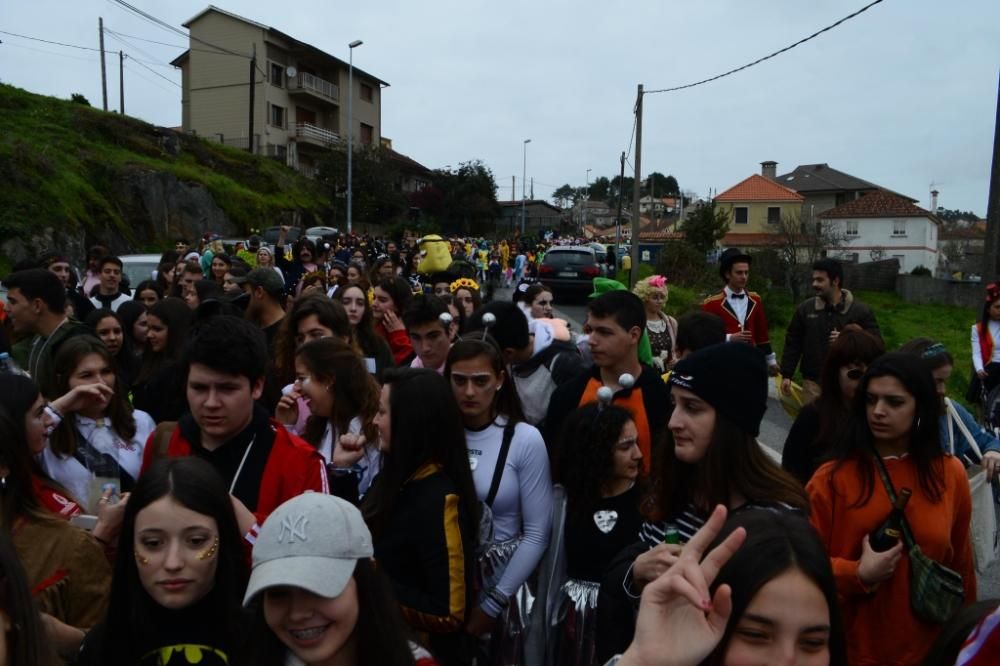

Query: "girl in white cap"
left=243, top=492, right=437, bottom=666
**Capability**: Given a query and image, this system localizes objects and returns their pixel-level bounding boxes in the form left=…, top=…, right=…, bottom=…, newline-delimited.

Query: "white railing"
left=295, top=122, right=340, bottom=145
left=291, top=73, right=339, bottom=101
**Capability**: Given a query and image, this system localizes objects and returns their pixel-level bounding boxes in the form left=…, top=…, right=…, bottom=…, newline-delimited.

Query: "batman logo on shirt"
left=139, top=644, right=229, bottom=665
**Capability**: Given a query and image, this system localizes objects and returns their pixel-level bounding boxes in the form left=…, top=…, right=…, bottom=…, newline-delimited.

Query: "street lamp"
left=521, top=138, right=531, bottom=234
left=346, top=39, right=363, bottom=235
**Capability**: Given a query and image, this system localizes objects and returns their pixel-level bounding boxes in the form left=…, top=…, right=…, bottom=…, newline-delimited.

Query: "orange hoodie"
left=807, top=455, right=975, bottom=665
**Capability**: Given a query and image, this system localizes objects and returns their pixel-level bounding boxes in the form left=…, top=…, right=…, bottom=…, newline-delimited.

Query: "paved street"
left=535, top=295, right=1000, bottom=598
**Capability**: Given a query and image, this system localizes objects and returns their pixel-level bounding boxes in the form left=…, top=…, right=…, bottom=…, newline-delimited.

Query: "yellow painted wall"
left=717, top=201, right=802, bottom=233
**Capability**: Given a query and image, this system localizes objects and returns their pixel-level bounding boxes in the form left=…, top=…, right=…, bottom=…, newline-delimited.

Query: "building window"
left=733, top=207, right=748, bottom=225
left=360, top=83, right=373, bottom=102
left=766, top=207, right=780, bottom=225
left=269, top=104, right=286, bottom=129
left=892, top=220, right=907, bottom=236
left=845, top=220, right=859, bottom=236
left=270, top=63, right=284, bottom=87
left=360, top=122, right=374, bottom=145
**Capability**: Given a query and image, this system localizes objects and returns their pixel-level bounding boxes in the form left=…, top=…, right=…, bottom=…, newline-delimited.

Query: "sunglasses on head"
left=846, top=368, right=865, bottom=380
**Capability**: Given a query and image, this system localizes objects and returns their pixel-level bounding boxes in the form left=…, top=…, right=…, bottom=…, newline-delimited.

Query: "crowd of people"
left=1, top=230, right=1000, bottom=666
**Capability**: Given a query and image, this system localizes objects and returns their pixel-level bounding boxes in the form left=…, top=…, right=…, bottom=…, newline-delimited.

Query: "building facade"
left=820, top=190, right=939, bottom=274
left=713, top=174, right=805, bottom=250
left=172, top=6, right=388, bottom=177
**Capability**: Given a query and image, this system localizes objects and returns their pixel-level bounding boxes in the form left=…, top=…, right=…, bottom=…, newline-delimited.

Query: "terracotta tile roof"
left=715, top=174, right=804, bottom=203
left=639, top=231, right=685, bottom=242
left=819, top=189, right=936, bottom=220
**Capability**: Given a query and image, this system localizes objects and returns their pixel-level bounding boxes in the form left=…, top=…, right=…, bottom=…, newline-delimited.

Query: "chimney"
left=930, top=189, right=939, bottom=212
left=761, top=161, right=777, bottom=180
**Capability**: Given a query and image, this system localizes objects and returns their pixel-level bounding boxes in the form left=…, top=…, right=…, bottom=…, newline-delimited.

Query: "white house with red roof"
left=819, top=189, right=940, bottom=273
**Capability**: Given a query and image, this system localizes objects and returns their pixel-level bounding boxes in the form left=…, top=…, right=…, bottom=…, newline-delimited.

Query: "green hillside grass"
left=0, top=83, right=330, bottom=246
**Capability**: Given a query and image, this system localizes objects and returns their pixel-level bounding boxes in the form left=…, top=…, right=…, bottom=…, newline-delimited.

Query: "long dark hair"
left=556, top=404, right=637, bottom=520
left=445, top=334, right=525, bottom=425
left=0, top=375, right=57, bottom=528
left=361, top=368, right=479, bottom=540
left=49, top=336, right=137, bottom=457
left=242, top=558, right=417, bottom=666
left=296, top=338, right=380, bottom=446
left=116, top=299, right=148, bottom=354
left=136, top=297, right=191, bottom=384
left=90, top=457, right=247, bottom=663
left=375, top=276, right=413, bottom=316
left=704, top=510, right=847, bottom=666
left=830, top=352, right=945, bottom=507
left=0, top=532, right=53, bottom=665
left=340, top=281, right=388, bottom=361
left=814, top=327, right=884, bottom=454
left=647, top=413, right=809, bottom=523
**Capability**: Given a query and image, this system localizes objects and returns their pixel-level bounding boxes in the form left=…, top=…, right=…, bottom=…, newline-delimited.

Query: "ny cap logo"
left=277, top=514, right=309, bottom=543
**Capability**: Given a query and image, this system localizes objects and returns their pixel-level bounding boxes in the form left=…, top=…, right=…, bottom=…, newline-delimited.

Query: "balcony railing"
left=289, top=72, right=339, bottom=102
left=295, top=122, right=340, bottom=146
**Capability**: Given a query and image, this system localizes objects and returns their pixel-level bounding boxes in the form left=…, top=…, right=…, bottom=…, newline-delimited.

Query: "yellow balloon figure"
left=416, top=235, right=453, bottom=275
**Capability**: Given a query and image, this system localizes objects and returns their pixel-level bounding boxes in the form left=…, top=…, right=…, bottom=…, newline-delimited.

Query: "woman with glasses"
left=444, top=335, right=552, bottom=664
left=781, top=326, right=885, bottom=485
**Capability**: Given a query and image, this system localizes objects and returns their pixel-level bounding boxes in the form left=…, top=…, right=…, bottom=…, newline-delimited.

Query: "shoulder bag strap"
left=485, top=422, right=516, bottom=508
left=945, top=397, right=984, bottom=460
left=870, top=448, right=919, bottom=551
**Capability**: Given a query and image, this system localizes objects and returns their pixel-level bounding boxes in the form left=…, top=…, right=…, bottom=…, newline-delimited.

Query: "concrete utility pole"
left=347, top=39, right=363, bottom=235
left=629, top=84, right=643, bottom=288
left=119, top=51, right=124, bottom=114
left=512, top=175, right=515, bottom=202
left=248, top=43, right=256, bottom=154
left=521, top=138, right=531, bottom=234
left=984, top=70, right=1000, bottom=284
left=98, top=18, right=108, bottom=111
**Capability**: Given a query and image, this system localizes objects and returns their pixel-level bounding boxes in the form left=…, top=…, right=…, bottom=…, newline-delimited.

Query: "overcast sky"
left=2, top=0, right=998, bottom=214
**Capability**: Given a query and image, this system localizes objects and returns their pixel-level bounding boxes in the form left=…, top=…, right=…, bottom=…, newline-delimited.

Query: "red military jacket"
left=701, top=290, right=774, bottom=355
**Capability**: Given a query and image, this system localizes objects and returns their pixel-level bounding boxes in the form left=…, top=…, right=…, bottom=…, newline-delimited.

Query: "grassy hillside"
left=0, top=83, right=331, bottom=250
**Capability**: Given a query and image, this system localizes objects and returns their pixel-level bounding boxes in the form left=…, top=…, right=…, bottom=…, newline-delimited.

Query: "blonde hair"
left=633, top=274, right=669, bottom=302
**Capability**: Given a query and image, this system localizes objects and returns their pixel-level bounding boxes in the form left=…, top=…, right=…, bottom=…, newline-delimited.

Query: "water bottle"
left=0, top=352, right=29, bottom=376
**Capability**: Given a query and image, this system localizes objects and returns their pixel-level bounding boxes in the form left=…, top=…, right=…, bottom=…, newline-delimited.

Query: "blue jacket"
left=940, top=398, right=1000, bottom=464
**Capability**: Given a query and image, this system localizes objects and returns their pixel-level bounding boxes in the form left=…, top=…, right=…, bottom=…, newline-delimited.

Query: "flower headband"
left=921, top=342, right=948, bottom=359
left=986, top=282, right=1000, bottom=303
left=648, top=275, right=668, bottom=289
left=450, top=278, right=480, bottom=294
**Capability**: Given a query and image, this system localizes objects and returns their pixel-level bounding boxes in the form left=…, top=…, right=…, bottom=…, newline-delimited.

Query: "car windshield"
left=122, top=262, right=157, bottom=286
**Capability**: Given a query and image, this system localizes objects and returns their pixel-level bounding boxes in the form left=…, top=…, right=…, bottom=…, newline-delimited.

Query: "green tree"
left=646, top=172, right=679, bottom=196
left=588, top=176, right=611, bottom=202
left=317, top=145, right=407, bottom=227
left=680, top=201, right=730, bottom=255
left=421, top=161, right=499, bottom=235
left=552, top=184, right=574, bottom=208
left=70, top=93, right=90, bottom=106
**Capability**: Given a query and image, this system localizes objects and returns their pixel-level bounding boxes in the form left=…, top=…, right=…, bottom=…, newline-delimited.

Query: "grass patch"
left=0, top=83, right=330, bottom=254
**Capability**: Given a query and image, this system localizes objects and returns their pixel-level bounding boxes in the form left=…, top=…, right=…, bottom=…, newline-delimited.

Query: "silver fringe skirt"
left=552, top=578, right=600, bottom=666
left=477, top=537, right=534, bottom=666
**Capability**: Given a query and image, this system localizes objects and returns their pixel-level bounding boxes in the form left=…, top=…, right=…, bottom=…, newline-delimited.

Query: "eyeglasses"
left=845, top=367, right=865, bottom=380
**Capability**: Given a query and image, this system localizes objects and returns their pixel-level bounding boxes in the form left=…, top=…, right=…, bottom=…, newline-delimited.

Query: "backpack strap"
left=485, top=422, right=517, bottom=508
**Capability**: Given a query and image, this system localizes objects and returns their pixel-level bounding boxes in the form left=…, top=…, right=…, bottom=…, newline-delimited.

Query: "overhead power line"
left=108, top=0, right=248, bottom=59
left=645, top=0, right=886, bottom=95
left=0, top=29, right=103, bottom=52
left=126, top=54, right=181, bottom=87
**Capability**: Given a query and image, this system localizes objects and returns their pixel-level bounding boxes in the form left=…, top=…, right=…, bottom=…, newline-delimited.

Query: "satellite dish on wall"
left=285, top=66, right=298, bottom=78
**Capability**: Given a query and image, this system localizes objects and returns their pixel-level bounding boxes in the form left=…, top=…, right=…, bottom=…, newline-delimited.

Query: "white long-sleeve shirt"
left=466, top=417, right=552, bottom=614
left=971, top=320, right=1000, bottom=372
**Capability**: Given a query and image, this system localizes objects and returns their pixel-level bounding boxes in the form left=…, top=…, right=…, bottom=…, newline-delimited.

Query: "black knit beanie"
left=669, top=342, right=768, bottom=436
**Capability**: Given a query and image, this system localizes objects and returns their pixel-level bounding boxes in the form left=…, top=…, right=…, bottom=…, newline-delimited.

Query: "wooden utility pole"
left=984, top=71, right=1000, bottom=284
left=615, top=151, right=625, bottom=257
left=512, top=175, right=515, bottom=202
left=119, top=51, right=124, bottom=115
left=98, top=18, right=108, bottom=111
left=247, top=43, right=256, bottom=153
left=629, top=84, right=643, bottom=288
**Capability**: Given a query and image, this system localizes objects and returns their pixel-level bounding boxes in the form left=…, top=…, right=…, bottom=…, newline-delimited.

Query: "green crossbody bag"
left=872, top=451, right=965, bottom=624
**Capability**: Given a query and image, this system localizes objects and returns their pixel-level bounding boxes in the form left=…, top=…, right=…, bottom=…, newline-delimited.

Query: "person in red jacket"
left=141, top=315, right=327, bottom=524
left=701, top=248, right=778, bottom=374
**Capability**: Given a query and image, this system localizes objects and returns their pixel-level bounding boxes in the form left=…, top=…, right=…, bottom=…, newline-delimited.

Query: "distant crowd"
left=1, top=231, right=1000, bottom=665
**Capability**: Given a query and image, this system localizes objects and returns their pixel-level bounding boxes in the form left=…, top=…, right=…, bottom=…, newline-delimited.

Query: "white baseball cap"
left=243, top=492, right=373, bottom=605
